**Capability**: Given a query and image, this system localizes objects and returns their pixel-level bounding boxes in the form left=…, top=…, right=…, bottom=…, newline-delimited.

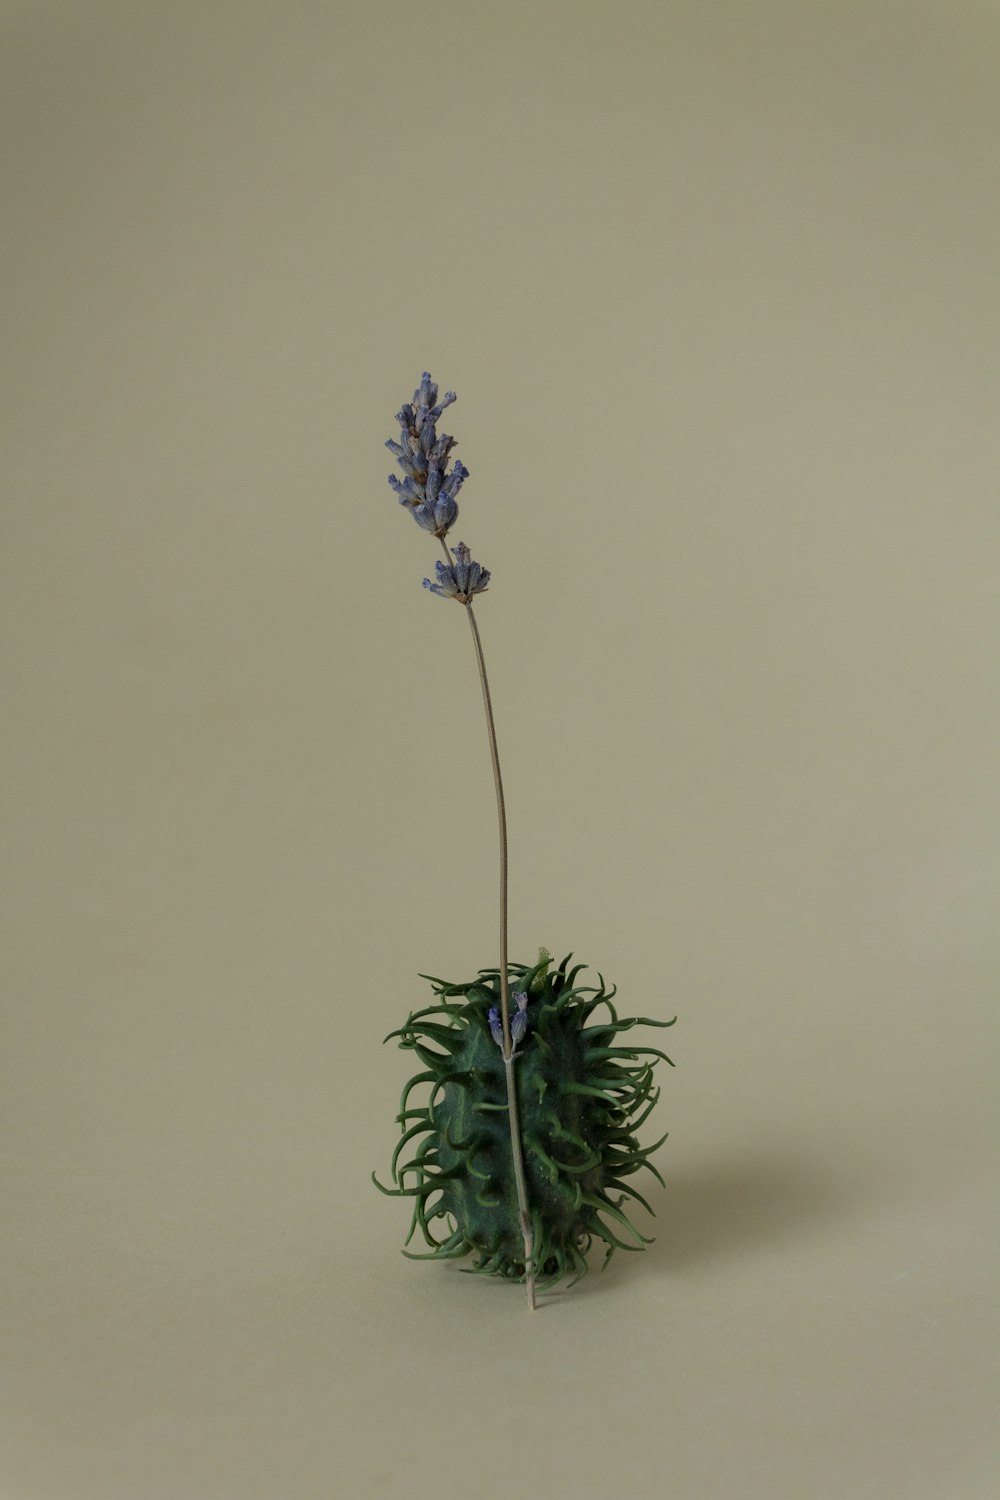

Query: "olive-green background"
left=2, top=3, right=997, bottom=1497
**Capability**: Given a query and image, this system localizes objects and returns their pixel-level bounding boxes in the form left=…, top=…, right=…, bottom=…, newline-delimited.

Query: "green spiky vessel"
left=375, top=952, right=675, bottom=1289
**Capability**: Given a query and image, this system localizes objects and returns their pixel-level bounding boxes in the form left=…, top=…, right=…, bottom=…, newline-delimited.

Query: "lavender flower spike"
left=423, top=542, right=490, bottom=602
left=386, top=372, right=467, bottom=537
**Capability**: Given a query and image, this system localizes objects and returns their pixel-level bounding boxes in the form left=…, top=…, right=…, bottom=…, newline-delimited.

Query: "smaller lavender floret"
left=387, top=372, right=467, bottom=537
left=489, top=992, right=529, bottom=1048
left=423, top=542, right=490, bottom=603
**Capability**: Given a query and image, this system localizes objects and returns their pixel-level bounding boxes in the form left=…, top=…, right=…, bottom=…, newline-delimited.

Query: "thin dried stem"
left=438, top=538, right=535, bottom=1309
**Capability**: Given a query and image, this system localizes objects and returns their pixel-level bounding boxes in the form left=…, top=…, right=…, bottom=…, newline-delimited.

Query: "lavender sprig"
left=385, top=373, right=536, bottom=1309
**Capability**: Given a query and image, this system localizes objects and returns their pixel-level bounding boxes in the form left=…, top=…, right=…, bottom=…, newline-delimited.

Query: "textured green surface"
left=374, top=953, right=675, bottom=1288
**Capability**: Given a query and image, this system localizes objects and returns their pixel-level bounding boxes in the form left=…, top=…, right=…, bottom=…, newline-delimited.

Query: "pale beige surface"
left=2, top=3, right=998, bottom=1498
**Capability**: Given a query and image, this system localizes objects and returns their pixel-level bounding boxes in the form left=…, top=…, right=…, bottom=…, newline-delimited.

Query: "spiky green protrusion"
left=373, top=952, right=675, bottom=1289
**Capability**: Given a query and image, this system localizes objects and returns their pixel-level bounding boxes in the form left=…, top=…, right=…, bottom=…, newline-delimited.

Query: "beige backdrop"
left=2, top=3, right=997, bottom=1498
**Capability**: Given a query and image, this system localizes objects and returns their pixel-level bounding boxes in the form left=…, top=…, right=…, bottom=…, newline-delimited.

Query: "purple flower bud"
left=439, top=459, right=468, bottom=503
left=388, top=473, right=424, bottom=510
left=432, top=493, right=458, bottom=532
left=428, top=391, right=457, bottom=421
left=415, top=372, right=437, bottom=409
